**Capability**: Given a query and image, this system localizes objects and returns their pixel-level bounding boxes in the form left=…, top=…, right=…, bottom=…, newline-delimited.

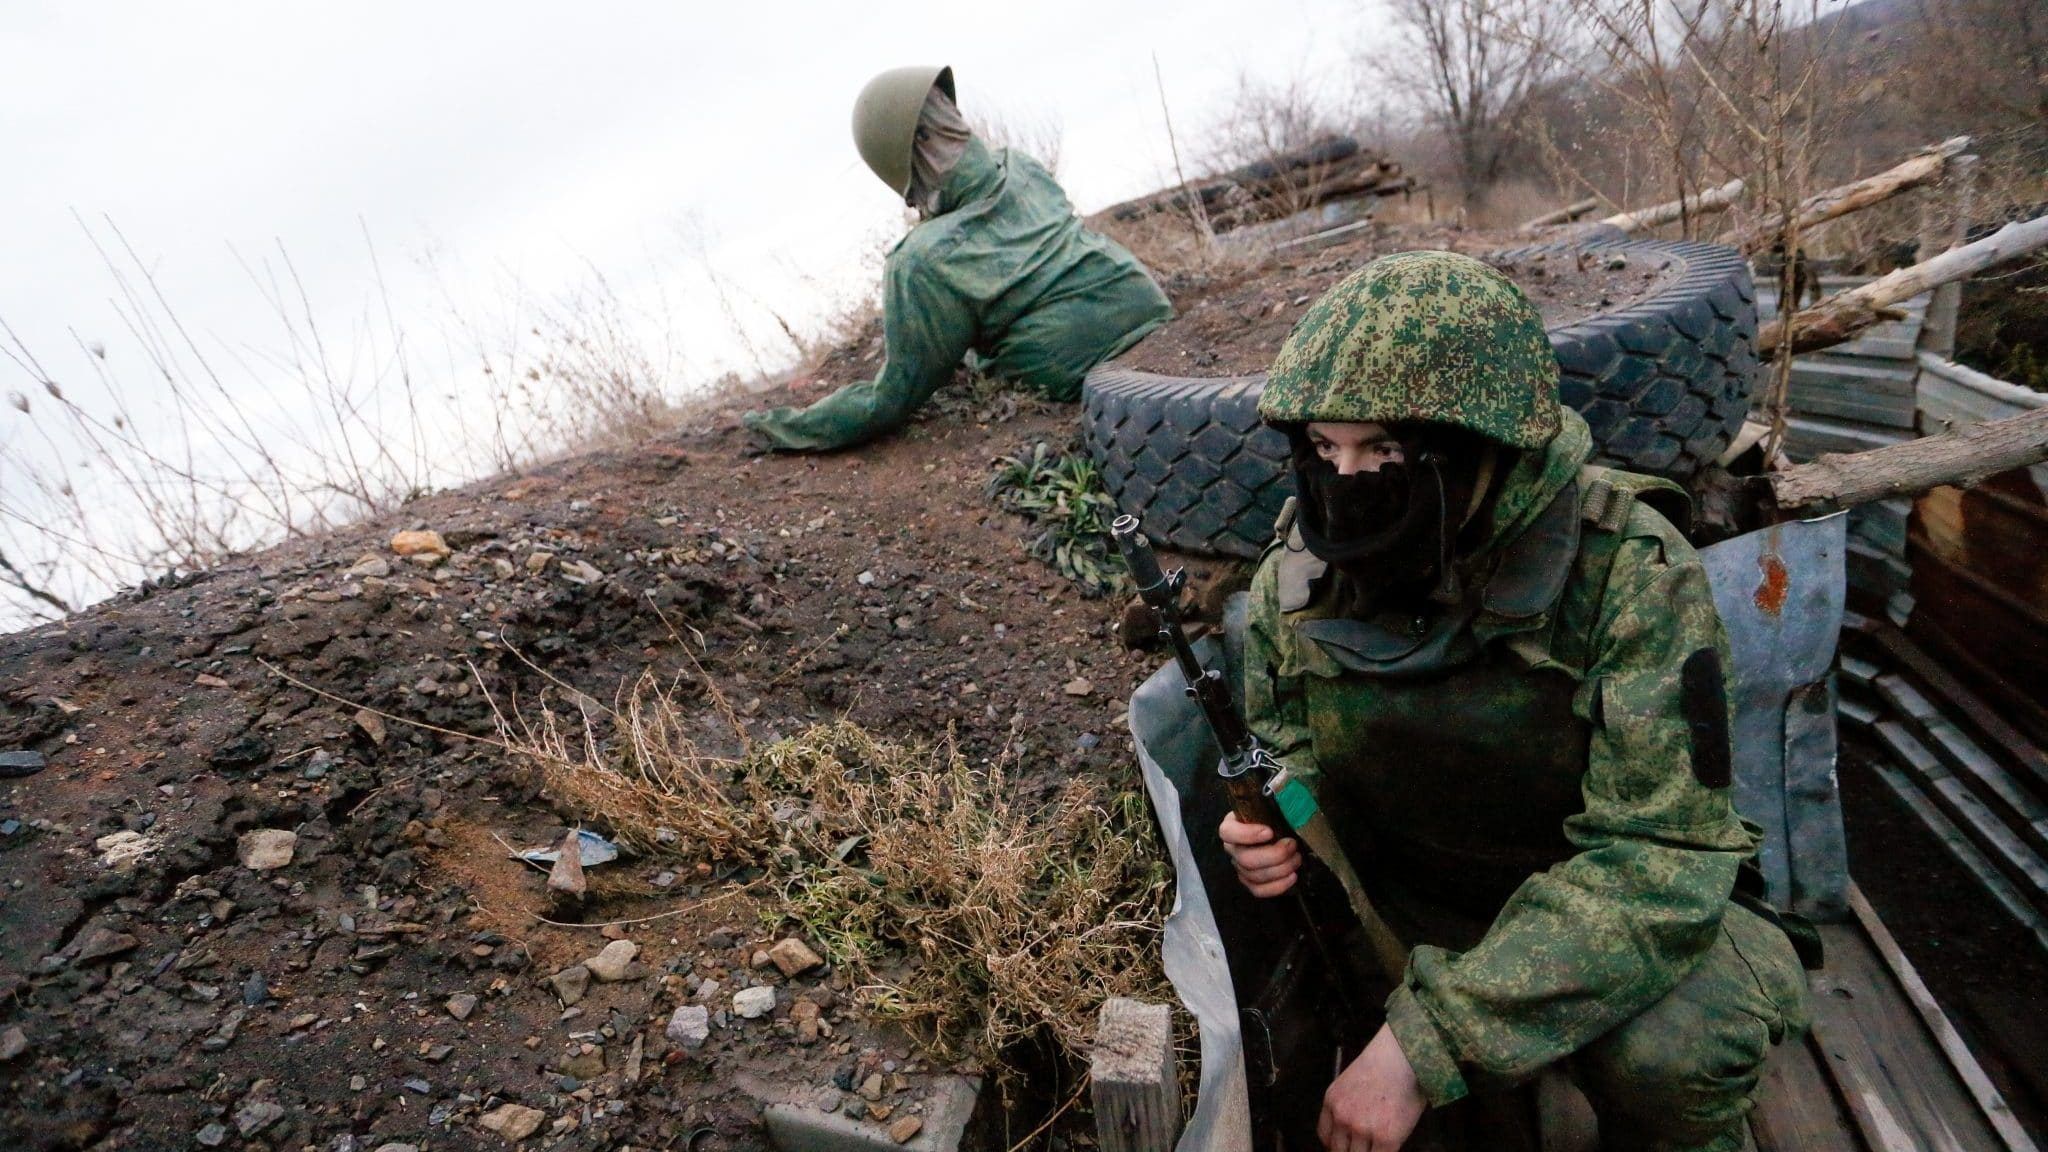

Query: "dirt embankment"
left=1117, top=229, right=1679, bottom=377
left=0, top=381, right=1150, bottom=1151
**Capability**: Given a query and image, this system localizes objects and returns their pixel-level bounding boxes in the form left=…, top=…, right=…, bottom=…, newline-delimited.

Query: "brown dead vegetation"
left=506, top=673, right=1176, bottom=1064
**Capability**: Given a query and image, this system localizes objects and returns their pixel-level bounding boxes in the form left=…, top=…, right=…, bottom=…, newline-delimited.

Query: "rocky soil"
left=0, top=378, right=1155, bottom=1151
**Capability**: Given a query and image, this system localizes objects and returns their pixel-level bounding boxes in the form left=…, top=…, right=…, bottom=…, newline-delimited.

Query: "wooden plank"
left=1848, top=541, right=1914, bottom=601
left=1782, top=414, right=1912, bottom=460
left=1845, top=614, right=2048, bottom=794
left=1872, top=705, right=2048, bottom=901
left=1839, top=694, right=1882, bottom=730
left=1839, top=653, right=1882, bottom=689
left=1790, top=387, right=1920, bottom=430
left=1863, top=756, right=2048, bottom=955
left=1929, top=775, right=2048, bottom=911
left=1792, top=357, right=1921, bottom=394
left=1883, top=672, right=2048, bottom=851
left=1753, top=1035, right=1864, bottom=1152
left=1921, top=717, right=2048, bottom=853
left=1848, top=888, right=2042, bottom=1152
left=1092, top=998, right=1182, bottom=1152
left=1808, top=922, right=2005, bottom=1151
left=1917, top=353, right=2046, bottom=414
left=1847, top=501, right=1910, bottom=560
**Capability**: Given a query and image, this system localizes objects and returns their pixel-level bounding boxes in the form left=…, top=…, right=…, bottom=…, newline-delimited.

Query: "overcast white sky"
left=3, top=1, right=1378, bottom=381
left=0, top=0, right=1384, bottom=622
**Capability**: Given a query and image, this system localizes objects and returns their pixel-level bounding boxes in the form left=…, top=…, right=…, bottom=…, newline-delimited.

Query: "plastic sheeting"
left=1128, top=637, right=1253, bottom=1152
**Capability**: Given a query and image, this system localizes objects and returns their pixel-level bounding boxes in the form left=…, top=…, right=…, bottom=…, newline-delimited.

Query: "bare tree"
left=1378, top=0, right=1563, bottom=205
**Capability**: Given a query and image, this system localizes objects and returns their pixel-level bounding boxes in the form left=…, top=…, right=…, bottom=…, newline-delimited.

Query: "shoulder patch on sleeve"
left=1680, top=647, right=1732, bottom=789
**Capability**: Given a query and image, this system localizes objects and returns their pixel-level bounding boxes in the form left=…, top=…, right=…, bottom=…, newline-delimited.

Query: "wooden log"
left=1918, top=153, right=1979, bottom=358
left=1520, top=197, right=1600, bottom=230
left=1092, top=998, right=1182, bottom=1152
left=1767, top=402, right=2048, bottom=513
left=1101, top=136, right=1397, bottom=228
left=1600, top=177, right=1745, bottom=233
left=1847, top=887, right=2043, bottom=1152
left=1760, top=213, right=2048, bottom=358
left=1727, top=137, right=1973, bottom=255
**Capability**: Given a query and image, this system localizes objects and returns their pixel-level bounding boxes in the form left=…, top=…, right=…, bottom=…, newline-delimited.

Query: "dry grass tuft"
left=1093, top=211, right=1273, bottom=285
left=504, top=674, right=1175, bottom=1063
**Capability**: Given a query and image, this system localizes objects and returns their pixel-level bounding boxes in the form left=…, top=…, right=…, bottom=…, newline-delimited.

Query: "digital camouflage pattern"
left=743, top=140, right=1172, bottom=452
left=1241, top=408, right=1808, bottom=1149
left=1258, top=250, right=1561, bottom=449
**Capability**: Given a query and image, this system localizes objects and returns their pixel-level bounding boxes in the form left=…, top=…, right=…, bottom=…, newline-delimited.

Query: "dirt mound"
left=0, top=385, right=1149, bottom=1150
left=1118, top=229, right=1678, bottom=377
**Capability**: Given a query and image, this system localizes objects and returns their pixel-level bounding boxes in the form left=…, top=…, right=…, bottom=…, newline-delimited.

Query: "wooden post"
left=1916, top=153, right=1978, bottom=359
left=1092, top=998, right=1182, bottom=1152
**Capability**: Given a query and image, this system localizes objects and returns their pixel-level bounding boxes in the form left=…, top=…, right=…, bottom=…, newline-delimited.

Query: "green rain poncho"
left=742, top=139, right=1172, bottom=452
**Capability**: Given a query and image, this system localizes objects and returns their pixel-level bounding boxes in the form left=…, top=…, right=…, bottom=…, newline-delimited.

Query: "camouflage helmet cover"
left=1259, top=250, right=1562, bottom=449
left=851, top=65, right=956, bottom=198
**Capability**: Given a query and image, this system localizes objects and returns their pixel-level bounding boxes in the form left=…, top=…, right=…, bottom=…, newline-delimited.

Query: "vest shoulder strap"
left=1577, top=464, right=1693, bottom=537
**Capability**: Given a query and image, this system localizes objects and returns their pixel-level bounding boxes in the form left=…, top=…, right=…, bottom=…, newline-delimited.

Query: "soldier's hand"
left=1219, top=813, right=1301, bottom=897
left=1319, top=1024, right=1426, bottom=1152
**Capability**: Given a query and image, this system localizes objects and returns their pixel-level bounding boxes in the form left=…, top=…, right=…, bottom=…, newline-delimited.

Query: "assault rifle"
left=1109, top=514, right=1408, bottom=985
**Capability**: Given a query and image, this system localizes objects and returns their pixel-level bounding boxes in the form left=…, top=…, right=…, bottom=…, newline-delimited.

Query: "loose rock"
left=71, top=927, right=139, bottom=965
left=546, top=829, right=586, bottom=899
left=767, top=937, right=824, bottom=977
left=238, top=828, right=297, bottom=871
left=353, top=708, right=387, bottom=746
left=445, top=992, right=478, bottom=1020
left=547, top=964, right=591, bottom=1006
left=666, top=1004, right=710, bottom=1049
left=1063, top=677, right=1094, bottom=697
left=888, top=1115, right=924, bottom=1144
left=0, top=1025, right=28, bottom=1061
left=390, top=529, right=450, bottom=558
left=732, top=986, right=776, bottom=1019
left=583, top=939, right=639, bottom=982
left=234, top=1098, right=285, bottom=1137
left=478, top=1102, right=546, bottom=1141
left=346, top=555, right=392, bottom=579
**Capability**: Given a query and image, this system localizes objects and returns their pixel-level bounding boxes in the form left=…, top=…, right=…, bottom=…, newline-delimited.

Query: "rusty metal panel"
left=1701, top=513, right=1851, bottom=920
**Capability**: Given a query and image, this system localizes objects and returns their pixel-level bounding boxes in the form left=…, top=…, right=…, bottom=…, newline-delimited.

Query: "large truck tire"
left=1081, top=238, right=1758, bottom=558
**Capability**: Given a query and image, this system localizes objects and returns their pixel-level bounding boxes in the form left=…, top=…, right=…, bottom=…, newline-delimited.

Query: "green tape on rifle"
left=1276, top=778, right=1319, bottom=829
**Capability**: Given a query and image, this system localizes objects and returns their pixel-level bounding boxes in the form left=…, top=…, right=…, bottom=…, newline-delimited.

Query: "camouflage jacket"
left=1241, top=409, right=1758, bottom=1106
left=742, top=140, right=1171, bottom=452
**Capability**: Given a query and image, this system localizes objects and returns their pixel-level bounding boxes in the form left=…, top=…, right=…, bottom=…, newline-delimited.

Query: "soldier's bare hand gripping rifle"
left=1110, top=514, right=1408, bottom=984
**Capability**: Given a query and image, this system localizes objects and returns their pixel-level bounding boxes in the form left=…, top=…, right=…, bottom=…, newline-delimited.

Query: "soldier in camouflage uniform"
left=742, top=66, right=1171, bottom=452
left=1221, top=251, right=1810, bottom=1151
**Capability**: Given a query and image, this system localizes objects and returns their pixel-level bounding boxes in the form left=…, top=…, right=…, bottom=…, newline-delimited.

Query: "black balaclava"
left=1287, top=423, right=1500, bottom=612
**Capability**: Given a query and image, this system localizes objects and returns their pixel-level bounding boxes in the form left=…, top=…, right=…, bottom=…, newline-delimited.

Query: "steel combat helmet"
left=1259, top=250, right=1561, bottom=449
left=851, top=65, right=955, bottom=198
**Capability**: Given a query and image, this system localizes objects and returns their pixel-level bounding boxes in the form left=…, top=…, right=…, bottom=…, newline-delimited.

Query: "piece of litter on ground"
left=516, top=828, right=620, bottom=868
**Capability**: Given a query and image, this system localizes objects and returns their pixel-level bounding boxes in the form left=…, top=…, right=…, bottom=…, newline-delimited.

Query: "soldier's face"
left=1306, top=421, right=1406, bottom=476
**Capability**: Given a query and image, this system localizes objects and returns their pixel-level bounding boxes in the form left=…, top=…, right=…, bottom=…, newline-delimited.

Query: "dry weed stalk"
left=503, top=672, right=1174, bottom=1063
